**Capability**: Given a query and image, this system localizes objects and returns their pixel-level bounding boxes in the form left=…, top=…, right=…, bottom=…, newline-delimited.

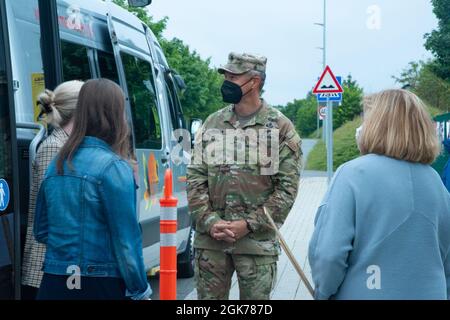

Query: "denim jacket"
left=34, top=136, right=151, bottom=300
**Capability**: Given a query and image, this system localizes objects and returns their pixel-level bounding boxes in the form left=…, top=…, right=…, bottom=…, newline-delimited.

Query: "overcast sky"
left=147, top=0, right=437, bottom=106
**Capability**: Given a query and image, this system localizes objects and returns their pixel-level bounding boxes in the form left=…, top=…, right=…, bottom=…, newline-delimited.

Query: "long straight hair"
left=56, top=78, right=132, bottom=174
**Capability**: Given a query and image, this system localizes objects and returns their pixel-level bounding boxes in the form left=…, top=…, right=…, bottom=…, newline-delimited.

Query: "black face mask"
left=221, top=78, right=254, bottom=104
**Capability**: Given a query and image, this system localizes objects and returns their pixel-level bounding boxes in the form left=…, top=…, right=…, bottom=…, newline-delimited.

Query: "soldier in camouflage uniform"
left=187, top=52, right=302, bottom=300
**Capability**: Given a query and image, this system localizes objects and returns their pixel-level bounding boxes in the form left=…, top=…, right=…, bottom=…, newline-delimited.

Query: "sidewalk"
left=185, top=173, right=329, bottom=300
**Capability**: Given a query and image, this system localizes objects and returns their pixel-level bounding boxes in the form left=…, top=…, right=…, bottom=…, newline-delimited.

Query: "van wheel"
left=177, top=228, right=195, bottom=278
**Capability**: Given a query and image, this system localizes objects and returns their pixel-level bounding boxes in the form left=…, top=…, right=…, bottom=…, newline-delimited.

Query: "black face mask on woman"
left=221, top=78, right=254, bottom=104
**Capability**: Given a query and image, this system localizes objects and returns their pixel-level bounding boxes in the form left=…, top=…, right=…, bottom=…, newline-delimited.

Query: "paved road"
left=300, top=138, right=319, bottom=175
left=149, top=275, right=194, bottom=300
left=301, top=139, right=318, bottom=167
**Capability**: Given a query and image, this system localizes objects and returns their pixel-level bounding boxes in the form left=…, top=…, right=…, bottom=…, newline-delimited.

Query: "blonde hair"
left=358, top=89, right=440, bottom=164
left=38, top=80, right=84, bottom=127
left=362, top=94, right=376, bottom=117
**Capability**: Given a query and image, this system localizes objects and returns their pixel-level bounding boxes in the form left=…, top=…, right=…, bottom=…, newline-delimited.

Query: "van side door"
left=106, top=3, right=169, bottom=268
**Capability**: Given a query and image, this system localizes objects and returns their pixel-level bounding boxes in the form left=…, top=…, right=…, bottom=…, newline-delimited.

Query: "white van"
left=0, top=0, right=195, bottom=299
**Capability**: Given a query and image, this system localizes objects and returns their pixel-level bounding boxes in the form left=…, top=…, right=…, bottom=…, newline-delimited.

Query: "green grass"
left=306, top=117, right=362, bottom=171
left=306, top=127, right=324, bottom=139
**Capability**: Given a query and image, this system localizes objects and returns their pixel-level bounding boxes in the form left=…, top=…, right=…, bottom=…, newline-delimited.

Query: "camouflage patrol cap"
left=218, top=52, right=267, bottom=75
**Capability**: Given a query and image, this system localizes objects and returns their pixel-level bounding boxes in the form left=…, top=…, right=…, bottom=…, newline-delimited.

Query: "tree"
left=392, top=61, right=423, bottom=89
left=111, top=0, right=167, bottom=39
left=394, top=60, right=450, bottom=111
left=333, top=75, right=363, bottom=129
left=160, top=38, right=224, bottom=120
left=394, top=0, right=450, bottom=111
left=278, top=99, right=302, bottom=124
left=111, top=0, right=225, bottom=120
left=295, top=93, right=319, bottom=137
left=424, top=0, right=450, bottom=80
left=416, top=63, right=450, bottom=111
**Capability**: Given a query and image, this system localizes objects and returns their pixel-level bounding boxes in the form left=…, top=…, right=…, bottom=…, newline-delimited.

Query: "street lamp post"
left=315, top=0, right=327, bottom=141
left=315, top=0, right=333, bottom=184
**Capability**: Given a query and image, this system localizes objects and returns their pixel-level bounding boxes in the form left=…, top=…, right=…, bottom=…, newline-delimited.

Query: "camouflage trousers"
left=195, top=249, right=278, bottom=300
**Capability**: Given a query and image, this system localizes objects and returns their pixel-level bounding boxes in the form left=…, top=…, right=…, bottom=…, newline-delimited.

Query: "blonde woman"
left=308, top=89, right=450, bottom=300
left=21, top=80, right=84, bottom=299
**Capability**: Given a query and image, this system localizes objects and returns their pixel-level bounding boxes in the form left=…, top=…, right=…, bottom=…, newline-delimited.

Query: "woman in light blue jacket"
left=308, top=89, right=450, bottom=300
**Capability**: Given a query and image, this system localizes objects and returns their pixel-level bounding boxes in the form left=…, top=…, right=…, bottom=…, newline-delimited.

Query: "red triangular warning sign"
left=313, top=66, right=344, bottom=94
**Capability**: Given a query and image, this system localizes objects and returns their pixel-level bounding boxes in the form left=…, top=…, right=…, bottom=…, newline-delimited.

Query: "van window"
left=97, top=51, right=119, bottom=84
left=61, top=41, right=91, bottom=81
left=121, top=53, right=162, bottom=150
left=165, top=82, right=178, bottom=129
left=165, top=78, right=184, bottom=130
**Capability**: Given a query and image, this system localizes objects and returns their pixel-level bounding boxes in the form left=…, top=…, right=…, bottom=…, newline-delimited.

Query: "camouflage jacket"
left=187, top=100, right=302, bottom=255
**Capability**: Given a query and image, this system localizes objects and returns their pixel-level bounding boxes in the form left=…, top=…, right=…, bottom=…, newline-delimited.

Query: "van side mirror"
left=190, top=119, right=203, bottom=144
left=128, top=0, right=151, bottom=7
left=173, top=74, right=187, bottom=91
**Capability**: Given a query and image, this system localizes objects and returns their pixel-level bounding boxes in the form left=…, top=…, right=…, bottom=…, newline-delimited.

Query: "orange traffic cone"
left=159, top=169, right=178, bottom=300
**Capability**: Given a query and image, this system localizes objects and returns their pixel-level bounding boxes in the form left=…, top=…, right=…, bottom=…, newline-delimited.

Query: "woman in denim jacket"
left=34, top=79, right=151, bottom=300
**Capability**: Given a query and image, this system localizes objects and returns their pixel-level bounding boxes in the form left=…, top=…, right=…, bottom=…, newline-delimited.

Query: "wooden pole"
left=263, top=207, right=315, bottom=298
